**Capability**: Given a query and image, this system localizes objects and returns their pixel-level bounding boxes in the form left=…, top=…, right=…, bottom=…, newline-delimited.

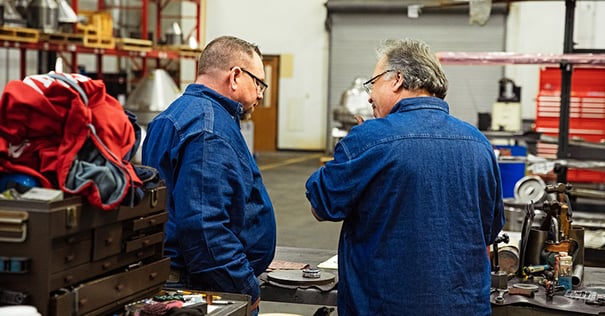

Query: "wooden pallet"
left=83, top=35, right=115, bottom=49
left=178, top=46, right=203, bottom=58
left=115, top=38, right=153, bottom=52
left=41, top=32, right=115, bottom=49
left=159, top=45, right=203, bottom=58
left=0, top=26, right=40, bottom=43
left=40, top=32, right=84, bottom=45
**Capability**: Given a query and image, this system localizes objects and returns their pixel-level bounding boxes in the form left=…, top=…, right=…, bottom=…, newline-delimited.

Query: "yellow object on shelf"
left=116, top=38, right=153, bottom=52
left=77, top=10, right=113, bottom=38
left=0, top=26, right=40, bottom=43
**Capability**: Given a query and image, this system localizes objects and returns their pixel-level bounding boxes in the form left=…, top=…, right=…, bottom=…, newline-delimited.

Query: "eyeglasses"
left=241, top=68, right=268, bottom=95
left=363, top=69, right=396, bottom=93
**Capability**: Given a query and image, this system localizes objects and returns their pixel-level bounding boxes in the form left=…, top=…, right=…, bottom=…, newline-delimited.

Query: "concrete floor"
left=255, top=151, right=341, bottom=315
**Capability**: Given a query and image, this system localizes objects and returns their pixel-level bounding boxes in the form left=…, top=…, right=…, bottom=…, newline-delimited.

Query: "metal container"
left=503, top=198, right=546, bottom=232
left=3, top=1, right=27, bottom=27
left=165, top=21, right=182, bottom=45
left=27, top=0, right=58, bottom=33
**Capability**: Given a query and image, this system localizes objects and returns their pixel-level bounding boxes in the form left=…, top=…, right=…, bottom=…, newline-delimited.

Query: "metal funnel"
left=125, top=69, right=181, bottom=125
left=57, top=0, right=77, bottom=24
left=3, top=0, right=27, bottom=27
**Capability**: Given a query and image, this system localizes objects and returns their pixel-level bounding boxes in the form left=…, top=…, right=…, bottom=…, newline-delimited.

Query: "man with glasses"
left=305, top=38, right=504, bottom=315
left=143, top=35, right=275, bottom=315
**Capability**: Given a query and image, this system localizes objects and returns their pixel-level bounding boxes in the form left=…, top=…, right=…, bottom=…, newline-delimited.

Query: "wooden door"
left=250, top=55, right=279, bottom=151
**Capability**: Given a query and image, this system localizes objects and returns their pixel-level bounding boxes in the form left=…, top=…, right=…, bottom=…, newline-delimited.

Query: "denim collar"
left=183, top=84, right=244, bottom=124
left=390, top=96, right=450, bottom=115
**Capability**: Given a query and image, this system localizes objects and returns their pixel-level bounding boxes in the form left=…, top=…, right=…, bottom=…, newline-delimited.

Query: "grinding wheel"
left=267, top=270, right=335, bottom=286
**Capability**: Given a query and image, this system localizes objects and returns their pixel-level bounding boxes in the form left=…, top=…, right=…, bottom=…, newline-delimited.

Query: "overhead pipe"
left=325, top=1, right=508, bottom=14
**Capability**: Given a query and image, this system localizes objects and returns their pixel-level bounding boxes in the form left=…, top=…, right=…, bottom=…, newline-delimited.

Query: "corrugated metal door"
left=327, top=7, right=507, bottom=138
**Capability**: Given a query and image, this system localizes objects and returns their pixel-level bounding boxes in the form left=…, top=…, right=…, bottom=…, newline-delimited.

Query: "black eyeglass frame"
left=240, top=68, right=269, bottom=94
left=363, top=69, right=396, bottom=93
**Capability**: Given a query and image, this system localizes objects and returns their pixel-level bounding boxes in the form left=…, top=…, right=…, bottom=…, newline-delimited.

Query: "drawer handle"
left=64, top=275, right=74, bottom=283
left=102, top=262, right=112, bottom=269
left=149, top=219, right=157, bottom=225
left=116, top=284, right=125, bottom=291
left=79, top=298, right=88, bottom=306
left=150, top=189, right=158, bottom=208
left=65, top=254, right=75, bottom=262
left=105, top=237, right=113, bottom=245
left=0, top=211, right=28, bottom=243
left=149, top=272, right=158, bottom=280
left=66, top=206, right=79, bottom=229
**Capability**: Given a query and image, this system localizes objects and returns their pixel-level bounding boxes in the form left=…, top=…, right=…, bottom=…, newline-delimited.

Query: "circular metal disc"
left=514, top=176, right=546, bottom=203
left=267, top=270, right=335, bottom=286
left=513, top=283, right=539, bottom=291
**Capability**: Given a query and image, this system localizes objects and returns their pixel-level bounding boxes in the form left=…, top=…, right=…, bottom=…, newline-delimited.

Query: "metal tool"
left=518, top=201, right=535, bottom=277
left=492, top=233, right=510, bottom=272
left=494, top=288, right=508, bottom=304
left=491, top=233, right=511, bottom=289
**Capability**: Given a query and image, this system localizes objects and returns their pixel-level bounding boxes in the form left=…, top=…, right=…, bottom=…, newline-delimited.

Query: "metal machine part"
left=332, top=77, right=372, bottom=132
left=302, top=267, right=321, bottom=279
left=165, top=21, right=183, bottom=45
left=27, top=0, right=59, bottom=33
left=503, top=198, right=546, bottom=231
left=267, top=270, right=335, bottom=286
left=496, top=245, right=520, bottom=275
left=491, top=234, right=513, bottom=289
left=514, top=176, right=547, bottom=204
left=518, top=201, right=535, bottom=277
left=2, top=1, right=26, bottom=27
left=125, top=69, right=181, bottom=126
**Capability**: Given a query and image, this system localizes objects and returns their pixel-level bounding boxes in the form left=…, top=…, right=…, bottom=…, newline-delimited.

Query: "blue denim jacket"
left=142, top=84, right=276, bottom=306
left=306, top=97, right=504, bottom=315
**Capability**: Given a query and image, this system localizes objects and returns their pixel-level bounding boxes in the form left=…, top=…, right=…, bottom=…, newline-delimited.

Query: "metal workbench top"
left=262, top=246, right=605, bottom=315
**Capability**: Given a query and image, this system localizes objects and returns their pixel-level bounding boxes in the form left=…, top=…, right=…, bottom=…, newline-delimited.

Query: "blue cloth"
left=142, top=84, right=276, bottom=307
left=306, top=97, right=505, bottom=315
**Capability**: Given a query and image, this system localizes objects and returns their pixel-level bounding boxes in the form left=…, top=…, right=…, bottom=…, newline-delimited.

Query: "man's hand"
left=354, top=115, right=365, bottom=125
left=249, top=297, right=260, bottom=314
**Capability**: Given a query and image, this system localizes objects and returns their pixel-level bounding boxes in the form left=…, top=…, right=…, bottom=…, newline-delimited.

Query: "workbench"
left=262, top=247, right=605, bottom=315
left=491, top=266, right=605, bottom=315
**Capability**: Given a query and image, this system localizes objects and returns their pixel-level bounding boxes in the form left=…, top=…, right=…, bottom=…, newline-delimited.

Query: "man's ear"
left=391, top=71, right=404, bottom=92
left=230, top=67, right=241, bottom=91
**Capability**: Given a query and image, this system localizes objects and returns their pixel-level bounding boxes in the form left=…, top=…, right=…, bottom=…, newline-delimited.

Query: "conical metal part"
left=3, top=0, right=27, bottom=27
left=125, top=69, right=181, bottom=125
left=57, top=0, right=77, bottom=23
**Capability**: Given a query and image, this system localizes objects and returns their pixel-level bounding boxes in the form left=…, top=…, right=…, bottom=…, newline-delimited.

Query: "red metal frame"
left=5, top=0, right=202, bottom=80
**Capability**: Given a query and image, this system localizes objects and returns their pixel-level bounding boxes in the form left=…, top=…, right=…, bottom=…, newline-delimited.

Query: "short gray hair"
left=197, top=36, right=262, bottom=75
left=377, top=38, right=448, bottom=99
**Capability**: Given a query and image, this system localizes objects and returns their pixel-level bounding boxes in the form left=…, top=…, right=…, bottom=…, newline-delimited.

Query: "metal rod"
left=557, top=0, right=576, bottom=183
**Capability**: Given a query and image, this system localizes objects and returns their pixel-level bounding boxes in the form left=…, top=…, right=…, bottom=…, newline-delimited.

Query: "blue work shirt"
left=306, top=97, right=505, bottom=315
left=142, top=84, right=276, bottom=305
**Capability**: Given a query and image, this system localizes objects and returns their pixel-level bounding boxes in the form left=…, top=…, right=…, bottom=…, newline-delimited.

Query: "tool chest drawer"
left=0, top=186, right=168, bottom=316
left=50, top=257, right=170, bottom=316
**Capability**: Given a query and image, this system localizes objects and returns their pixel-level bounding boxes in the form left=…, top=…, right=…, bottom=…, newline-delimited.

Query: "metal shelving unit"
left=0, top=0, right=204, bottom=82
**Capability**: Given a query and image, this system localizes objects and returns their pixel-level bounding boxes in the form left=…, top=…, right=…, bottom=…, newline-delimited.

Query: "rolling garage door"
left=327, top=3, right=508, bottom=136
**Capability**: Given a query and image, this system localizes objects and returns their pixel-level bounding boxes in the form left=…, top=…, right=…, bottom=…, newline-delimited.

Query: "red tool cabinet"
left=535, top=67, right=605, bottom=183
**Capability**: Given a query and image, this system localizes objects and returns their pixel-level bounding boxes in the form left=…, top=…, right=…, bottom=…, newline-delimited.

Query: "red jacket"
left=0, top=72, right=142, bottom=210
